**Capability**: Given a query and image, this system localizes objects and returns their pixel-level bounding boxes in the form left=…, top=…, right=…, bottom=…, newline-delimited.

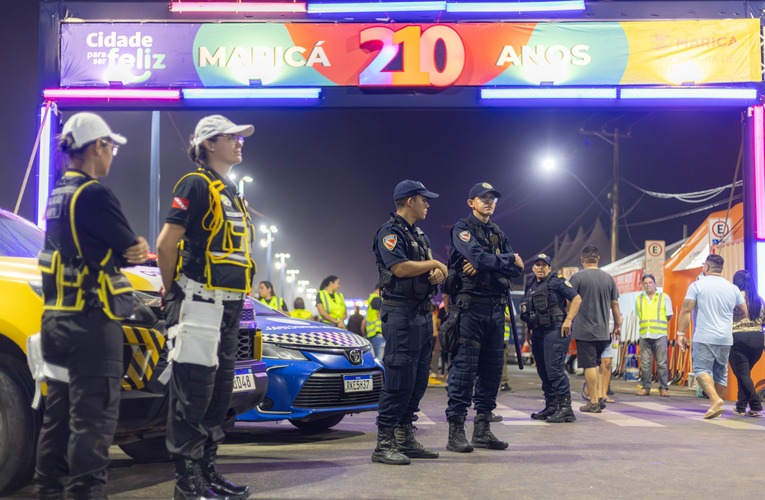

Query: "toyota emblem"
left=348, top=349, right=362, bottom=365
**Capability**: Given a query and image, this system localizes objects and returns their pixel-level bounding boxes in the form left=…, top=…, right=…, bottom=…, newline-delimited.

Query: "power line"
left=622, top=178, right=741, bottom=203
left=620, top=196, right=741, bottom=227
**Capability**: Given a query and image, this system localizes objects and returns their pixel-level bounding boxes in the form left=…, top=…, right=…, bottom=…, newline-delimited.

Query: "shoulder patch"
left=458, top=230, right=471, bottom=243
left=220, top=195, right=233, bottom=207
left=172, top=197, right=190, bottom=210
left=564, top=280, right=573, bottom=288
left=383, top=234, right=397, bottom=251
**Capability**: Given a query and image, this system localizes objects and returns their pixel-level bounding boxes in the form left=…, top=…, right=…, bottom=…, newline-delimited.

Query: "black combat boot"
left=395, top=423, right=439, bottom=459
left=546, top=395, right=577, bottom=423
left=173, top=458, right=224, bottom=500
left=530, top=396, right=558, bottom=420
left=202, top=445, right=250, bottom=499
left=446, top=416, right=474, bottom=453
left=371, top=427, right=411, bottom=465
left=471, top=413, right=508, bottom=450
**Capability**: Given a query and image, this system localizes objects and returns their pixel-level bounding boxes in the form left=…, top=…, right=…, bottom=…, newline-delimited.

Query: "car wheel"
left=288, top=414, right=345, bottom=432
left=0, top=354, right=41, bottom=495
left=118, top=436, right=172, bottom=463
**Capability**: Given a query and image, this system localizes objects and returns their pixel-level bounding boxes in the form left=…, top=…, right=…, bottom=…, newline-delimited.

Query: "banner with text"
left=60, top=19, right=761, bottom=88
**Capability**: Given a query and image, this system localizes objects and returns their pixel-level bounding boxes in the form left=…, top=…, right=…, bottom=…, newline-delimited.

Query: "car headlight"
left=261, top=343, right=307, bottom=360
left=125, top=291, right=161, bottom=325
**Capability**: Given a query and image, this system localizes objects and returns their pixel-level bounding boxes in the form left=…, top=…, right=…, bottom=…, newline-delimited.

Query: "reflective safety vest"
left=290, top=309, right=313, bottom=320
left=636, top=292, right=669, bottom=336
left=39, top=170, right=134, bottom=320
left=175, top=168, right=255, bottom=293
left=366, top=293, right=382, bottom=338
left=261, top=295, right=285, bottom=310
left=504, top=305, right=511, bottom=342
left=318, top=290, right=346, bottom=325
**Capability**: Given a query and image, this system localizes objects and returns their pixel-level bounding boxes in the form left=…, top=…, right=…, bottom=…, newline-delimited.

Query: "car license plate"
left=343, top=374, right=372, bottom=393
left=232, top=368, right=256, bottom=393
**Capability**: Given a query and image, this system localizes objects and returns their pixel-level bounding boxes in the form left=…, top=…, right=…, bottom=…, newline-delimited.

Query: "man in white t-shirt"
left=677, top=254, right=747, bottom=419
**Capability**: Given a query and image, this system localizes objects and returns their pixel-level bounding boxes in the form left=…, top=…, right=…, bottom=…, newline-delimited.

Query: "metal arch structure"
left=35, top=0, right=765, bottom=285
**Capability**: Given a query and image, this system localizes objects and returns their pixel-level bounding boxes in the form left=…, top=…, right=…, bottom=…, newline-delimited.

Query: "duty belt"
left=382, top=298, right=430, bottom=311
left=456, top=294, right=507, bottom=307
left=177, top=275, right=245, bottom=302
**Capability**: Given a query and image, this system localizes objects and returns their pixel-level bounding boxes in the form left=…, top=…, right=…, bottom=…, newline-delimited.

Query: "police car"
left=0, top=209, right=267, bottom=494
left=236, top=299, right=384, bottom=431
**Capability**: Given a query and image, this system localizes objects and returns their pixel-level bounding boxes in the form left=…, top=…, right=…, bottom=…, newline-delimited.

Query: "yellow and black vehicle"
left=0, top=209, right=267, bottom=495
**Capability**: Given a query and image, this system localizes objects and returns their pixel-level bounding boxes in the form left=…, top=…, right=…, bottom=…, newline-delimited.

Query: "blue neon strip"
left=308, top=1, right=445, bottom=13
left=183, top=88, right=322, bottom=99
left=37, top=105, right=52, bottom=229
left=620, top=88, right=757, bottom=100
left=446, top=1, right=585, bottom=13
left=482, top=88, right=616, bottom=99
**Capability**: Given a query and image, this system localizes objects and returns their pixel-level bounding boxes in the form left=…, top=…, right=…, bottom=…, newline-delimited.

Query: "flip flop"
left=603, top=398, right=615, bottom=403
left=704, top=407, right=725, bottom=419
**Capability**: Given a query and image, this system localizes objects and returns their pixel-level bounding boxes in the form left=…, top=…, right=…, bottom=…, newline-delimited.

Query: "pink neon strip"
left=753, top=105, right=765, bottom=239
left=170, top=2, right=307, bottom=13
left=43, top=89, right=181, bottom=100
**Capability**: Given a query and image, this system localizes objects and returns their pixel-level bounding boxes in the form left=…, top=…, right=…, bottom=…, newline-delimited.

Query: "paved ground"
left=11, top=366, right=765, bottom=499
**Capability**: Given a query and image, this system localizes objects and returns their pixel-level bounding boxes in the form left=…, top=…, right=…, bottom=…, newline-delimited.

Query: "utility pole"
left=579, top=127, right=631, bottom=263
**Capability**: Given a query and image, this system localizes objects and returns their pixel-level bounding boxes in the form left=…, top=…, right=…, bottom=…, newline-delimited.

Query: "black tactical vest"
left=521, top=274, right=565, bottom=329
left=375, top=215, right=435, bottom=302
left=455, top=217, right=512, bottom=296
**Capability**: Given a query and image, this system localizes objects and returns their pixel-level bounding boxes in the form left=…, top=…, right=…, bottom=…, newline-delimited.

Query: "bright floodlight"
left=270, top=225, right=278, bottom=233
left=260, top=239, right=268, bottom=248
left=542, top=157, right=557, bottom=171
left=260, top=224, right=267, bottom=232
left=228, top=173, right=237, bottom=181
left=242, top=176, right=254, bottom=183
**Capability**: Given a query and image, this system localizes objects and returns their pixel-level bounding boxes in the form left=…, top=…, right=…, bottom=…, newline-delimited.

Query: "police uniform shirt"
left=165, top=166, right=239, bottom=281
left=54, top=171, right=138, bottom=267
left=526, top=275, right=579, bottom=324
left=448, top=214, right=521, bottom=296
left=374, top=214, right=432, bottom=301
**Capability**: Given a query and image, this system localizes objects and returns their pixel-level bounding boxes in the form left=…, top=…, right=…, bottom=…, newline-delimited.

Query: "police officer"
left=35, top=112, right=149, bottom=500
left=444, top=182, right=523, bottom=453
left=156, top=115, right=256, bottom=500
left=372, top=180, right=447, bottom=465
left=258, top=280, right=288, bottom=312
left=520, top=254, right=581, bottom=423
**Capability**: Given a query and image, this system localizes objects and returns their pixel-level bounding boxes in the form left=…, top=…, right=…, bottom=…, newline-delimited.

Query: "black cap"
left=469, top=182, right=501, bottom=199
left=393, top=180, right=439, bottom=200
left=533, top=253, right=552, bottom=266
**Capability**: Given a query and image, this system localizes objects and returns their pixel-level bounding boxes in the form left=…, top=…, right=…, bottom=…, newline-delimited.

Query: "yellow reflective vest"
left=366, top=293, right=382, bottom=338
left=636, top=292, right=670, bottom=338
left=261, top=295, right=285, bottom=311
left=290, top=309, right=313, bottom=320
left=318, top=290, right=346, bottom=325
left=504, top=305, right=511, bottom=342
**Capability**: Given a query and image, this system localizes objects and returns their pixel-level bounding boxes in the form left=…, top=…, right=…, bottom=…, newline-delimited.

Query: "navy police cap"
left=469, top=182, right=502, bottom=199
left=533, top=253, right=552, bottom=266
left=393, top=180, right=439, bottom=201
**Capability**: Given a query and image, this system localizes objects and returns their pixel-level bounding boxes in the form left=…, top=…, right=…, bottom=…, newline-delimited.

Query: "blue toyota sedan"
left=236, top=299, right=384, bottom=431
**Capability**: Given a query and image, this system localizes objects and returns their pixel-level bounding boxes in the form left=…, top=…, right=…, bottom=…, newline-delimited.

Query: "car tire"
left=0, top=354, right=41, bottom=495
left=118, top=436, right=172, bottom=463
left=288, top=414, right=345, bottom=432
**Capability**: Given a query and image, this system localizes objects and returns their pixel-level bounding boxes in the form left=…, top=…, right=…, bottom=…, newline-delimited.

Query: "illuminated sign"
left=60, top=19, right=761, bottom=88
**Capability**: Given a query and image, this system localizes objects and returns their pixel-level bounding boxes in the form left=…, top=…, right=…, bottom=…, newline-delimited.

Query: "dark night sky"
left=0, top=1, right=744, bottom=300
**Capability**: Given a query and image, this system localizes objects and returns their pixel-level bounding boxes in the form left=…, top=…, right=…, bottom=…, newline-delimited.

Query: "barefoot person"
left=676, top=255, right=746, bottom=419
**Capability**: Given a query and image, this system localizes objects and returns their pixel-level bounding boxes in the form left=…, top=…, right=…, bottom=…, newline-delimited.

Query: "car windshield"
left=0, top=210, right=44, bottom=258
left=250, top=299, right=289, bottom=317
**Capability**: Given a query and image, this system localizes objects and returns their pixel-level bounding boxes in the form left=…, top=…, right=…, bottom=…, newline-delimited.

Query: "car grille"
left=292, top=370, right=384, bottom=408
left=237, top=329, right=254, bottom=360
left=241, top=308, right=255, bottom=322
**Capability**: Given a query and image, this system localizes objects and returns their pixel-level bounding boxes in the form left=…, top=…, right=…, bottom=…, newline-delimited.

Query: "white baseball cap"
left=192, top=115, right=254, bottom=147
left=61, top=112, right=127, bottom=150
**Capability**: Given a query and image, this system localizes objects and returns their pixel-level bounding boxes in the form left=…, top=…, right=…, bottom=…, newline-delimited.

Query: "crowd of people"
left=33, top=110, right=765, bottom=498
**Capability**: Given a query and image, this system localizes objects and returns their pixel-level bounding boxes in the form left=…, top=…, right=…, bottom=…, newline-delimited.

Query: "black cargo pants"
left=34, top=309, right=123, bottom=498
left=164, top=284, right=243, bottom=460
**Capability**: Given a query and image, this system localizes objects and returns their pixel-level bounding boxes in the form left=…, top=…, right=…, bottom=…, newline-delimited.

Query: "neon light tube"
left=43, top=89, right=181, bottom=100
left=756, top=241, right=765, bottom=293
left=481, top=88, right=616, bottom=99
left=37, top=104, right=53, bottom=229
left=753, top=106, right=765, bottom=238
left=620, top=88, right=757, bottom=100
left=170, top=2, right=307, bottom=13
left=182, top=88, right=321, bottom=99
left=447, top=1, right=584, bottom=13
left=308, top=1, right=445, bottom=13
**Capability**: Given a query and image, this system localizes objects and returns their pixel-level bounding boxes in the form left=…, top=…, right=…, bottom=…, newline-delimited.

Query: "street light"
left=274, top=252, right=291, bottom=297
left=259, top=224, right=277, bottom=281
left=297, top=279, right=310, bottom=294
left=286, top=269, right=300, bottom=304
left=238, top=175, right=253, bottom=197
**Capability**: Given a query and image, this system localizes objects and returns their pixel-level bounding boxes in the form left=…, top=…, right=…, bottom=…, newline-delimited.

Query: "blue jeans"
left=369, top=334, right=386, bottom=361
left=639, top=337, right=669, bottom=391
left=531, top=326, right=571, bottom=398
